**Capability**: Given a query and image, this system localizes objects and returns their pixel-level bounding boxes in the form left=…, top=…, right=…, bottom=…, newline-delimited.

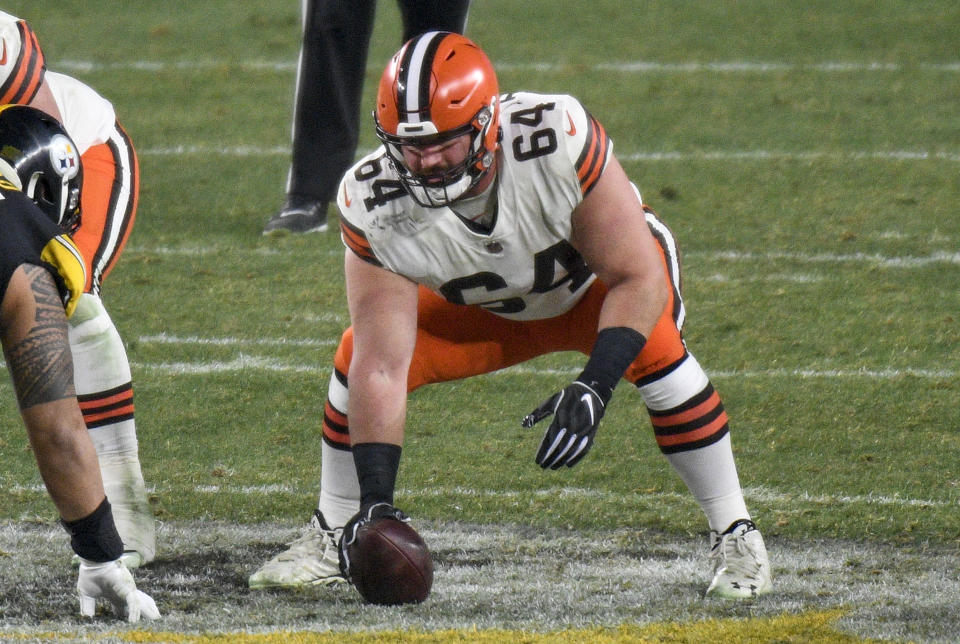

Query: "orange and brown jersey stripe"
left=340, top=218, right=381, bottom=266
left=575, top=112, right=610, bottom=197
left=648, top=383, right=730, bottom=454
left=322, top=369, right=351, bottom=450
left=77, top=382, right=134, bottom=429
left=0, top=21, right=45, bottom=105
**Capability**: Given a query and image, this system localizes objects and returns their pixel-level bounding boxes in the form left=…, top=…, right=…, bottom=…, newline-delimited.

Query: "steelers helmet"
left=375, top=31, right=500, bottom=207
left=0, top=104, right=82, bottom=232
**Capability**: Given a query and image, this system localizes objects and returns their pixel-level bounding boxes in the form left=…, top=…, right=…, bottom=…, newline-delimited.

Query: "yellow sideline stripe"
left=7, top=610, right=897, bottom=643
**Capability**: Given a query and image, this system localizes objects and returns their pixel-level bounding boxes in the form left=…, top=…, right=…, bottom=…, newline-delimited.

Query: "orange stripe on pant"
left=71, top=123, right=139, bottom=294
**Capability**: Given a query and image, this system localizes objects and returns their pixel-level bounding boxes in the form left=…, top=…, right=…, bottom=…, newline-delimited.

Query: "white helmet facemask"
left=378, top=102, right=497, bottom=208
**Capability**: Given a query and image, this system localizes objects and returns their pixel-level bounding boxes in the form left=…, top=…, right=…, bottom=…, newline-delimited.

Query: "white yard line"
left=123, top=244, right=960, bottom=267
left=123, top=353, right=958, bottom=381
left=52, top=59, right=960, bottom=74
left=6, top=482, right=954, bottom=509
left=139, top=333, right=337, bottom=348
left=133, top=355, right=327, bottom=375
left=137, top=144, right=960, bottom=163
left=125, top=335, right=958, bottom=379
left=686, top=249, right=960, bottom=267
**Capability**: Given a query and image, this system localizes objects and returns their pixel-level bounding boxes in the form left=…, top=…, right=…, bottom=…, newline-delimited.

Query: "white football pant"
left=68, top=293, right=155, bottom=562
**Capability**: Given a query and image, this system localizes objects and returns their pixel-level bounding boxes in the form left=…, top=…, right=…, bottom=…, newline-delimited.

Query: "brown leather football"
left=347, top=517, right=433, bottom=605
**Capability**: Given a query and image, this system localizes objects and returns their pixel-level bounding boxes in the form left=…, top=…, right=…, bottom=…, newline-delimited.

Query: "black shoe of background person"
left=262, top=196, right=328, bottom=235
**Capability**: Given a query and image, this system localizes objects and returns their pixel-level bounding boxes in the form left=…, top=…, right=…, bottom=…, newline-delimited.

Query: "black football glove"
left=523, top=380, right=606, bottom=469
left=338, top=502, right=410, bottom=581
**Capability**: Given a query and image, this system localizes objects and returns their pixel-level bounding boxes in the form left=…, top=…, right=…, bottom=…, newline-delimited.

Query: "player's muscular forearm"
left=3, top=265, right=76, bottom=409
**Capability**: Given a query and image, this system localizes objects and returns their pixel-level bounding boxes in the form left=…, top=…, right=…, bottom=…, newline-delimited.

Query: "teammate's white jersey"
left=338, top=91, right=618, bottom=321
left=43, top=72, right=116, bottom=155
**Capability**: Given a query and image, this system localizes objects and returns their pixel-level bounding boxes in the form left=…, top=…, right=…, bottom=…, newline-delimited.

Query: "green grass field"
left=1, top=1, right=959, bottom=642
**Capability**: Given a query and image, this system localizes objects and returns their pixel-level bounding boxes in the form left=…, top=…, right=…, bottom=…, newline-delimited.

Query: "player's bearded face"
left=387, top=128, right=491, bottom=207
left=400, top=133, right=472, bottom=186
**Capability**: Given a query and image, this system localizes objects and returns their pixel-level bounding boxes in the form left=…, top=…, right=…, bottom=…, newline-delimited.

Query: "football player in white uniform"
left=251, top=31, right=772, bottom=599
left=0, top=105, right=158, bottom=621
left=0, top=11, right=154, bottom=567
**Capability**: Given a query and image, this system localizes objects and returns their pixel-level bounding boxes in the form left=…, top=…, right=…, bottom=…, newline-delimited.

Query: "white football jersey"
left=43, top=71, right=117, bottom=155
left=338, top=92, right=617, bottom=321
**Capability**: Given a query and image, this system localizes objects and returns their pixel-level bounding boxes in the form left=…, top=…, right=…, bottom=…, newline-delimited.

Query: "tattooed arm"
left=0, top=264, right=105, bottom=521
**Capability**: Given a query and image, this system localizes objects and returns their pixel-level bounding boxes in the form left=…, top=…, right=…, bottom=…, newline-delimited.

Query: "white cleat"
left=249, top=510, right=346, bottom=589
left=706, top=519, right=772, bottom=599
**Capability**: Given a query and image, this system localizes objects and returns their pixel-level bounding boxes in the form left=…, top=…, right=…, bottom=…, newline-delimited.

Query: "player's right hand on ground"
left=77, top=558, right=160, bottom=622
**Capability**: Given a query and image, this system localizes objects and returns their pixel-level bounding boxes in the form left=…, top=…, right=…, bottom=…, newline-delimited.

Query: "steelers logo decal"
left=49, top=133, right=80, bottom=181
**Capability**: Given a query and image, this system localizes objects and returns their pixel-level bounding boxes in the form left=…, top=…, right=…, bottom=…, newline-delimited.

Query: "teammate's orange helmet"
left=375, top=31, right=500, bottom=207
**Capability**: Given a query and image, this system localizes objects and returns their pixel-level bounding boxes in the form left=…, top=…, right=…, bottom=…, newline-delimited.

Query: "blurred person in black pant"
left=263, top=0, right=471, bottom=235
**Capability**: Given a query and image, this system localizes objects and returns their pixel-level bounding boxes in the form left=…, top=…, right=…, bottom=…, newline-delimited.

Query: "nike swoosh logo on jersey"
left=343, top=184, right=352, bottom=208
left=0, top=40, right=7, bottom=66
left=565, top=111, right=577, bottom=136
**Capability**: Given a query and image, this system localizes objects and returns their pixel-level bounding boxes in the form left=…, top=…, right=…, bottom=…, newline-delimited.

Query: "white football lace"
left=273, top=525, right=338, bottom=562
left=711, top=531, right=763, bottom=579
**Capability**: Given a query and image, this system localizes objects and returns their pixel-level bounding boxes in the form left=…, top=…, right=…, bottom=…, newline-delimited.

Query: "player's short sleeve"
left=0, top=12, right=46, bottom=105
left=339, top=217, right=382, bottom=267
left=40, top=234, right=85, bottom=317
left=0, top=187, right=85, bottom=317
left=557, top=95, right=613, bottom=198
left=336, top=154, right=390, bottom=267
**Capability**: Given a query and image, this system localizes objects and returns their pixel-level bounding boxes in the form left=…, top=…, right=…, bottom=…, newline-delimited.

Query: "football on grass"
left=347, top=517, right=433, bottom=605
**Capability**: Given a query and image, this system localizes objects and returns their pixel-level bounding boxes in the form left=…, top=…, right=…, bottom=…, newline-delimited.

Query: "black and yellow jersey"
left=0, top=179, right=85, bottom=317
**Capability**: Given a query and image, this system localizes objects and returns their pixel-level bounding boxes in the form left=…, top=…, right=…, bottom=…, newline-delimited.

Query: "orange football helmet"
left=375, top=31, right=500, bottom=207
